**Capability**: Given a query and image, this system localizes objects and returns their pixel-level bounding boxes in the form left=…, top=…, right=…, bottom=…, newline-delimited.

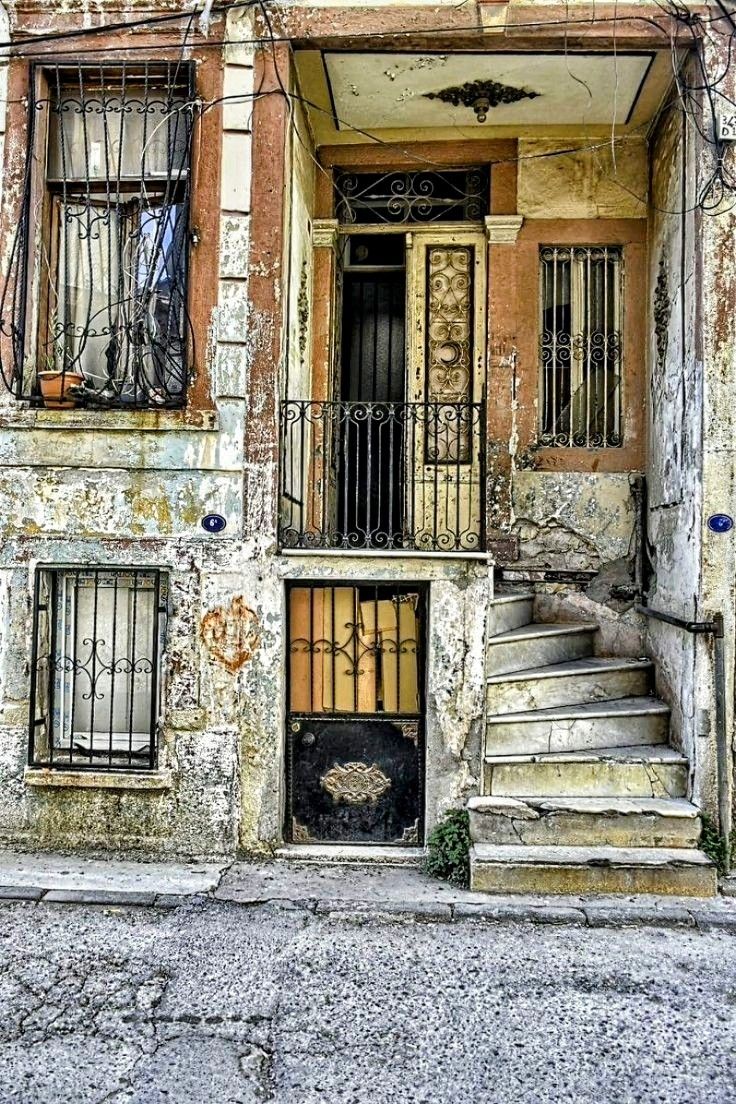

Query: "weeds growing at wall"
left=424, top=808, right=471, bottom=888
left=699, top=815, right=735, bottom=877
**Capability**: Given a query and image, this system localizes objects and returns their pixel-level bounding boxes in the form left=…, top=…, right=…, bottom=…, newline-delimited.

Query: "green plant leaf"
left=424, top=808, right=471, bottom=888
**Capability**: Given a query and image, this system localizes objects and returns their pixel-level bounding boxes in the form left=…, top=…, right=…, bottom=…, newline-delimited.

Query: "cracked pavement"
left=0, top=897, right=735, bottom=1102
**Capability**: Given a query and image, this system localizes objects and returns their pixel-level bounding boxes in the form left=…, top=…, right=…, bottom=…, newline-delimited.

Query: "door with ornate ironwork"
left=286, top=583, right=424, bottom=845
left=405, top=228, right=487, bottom=552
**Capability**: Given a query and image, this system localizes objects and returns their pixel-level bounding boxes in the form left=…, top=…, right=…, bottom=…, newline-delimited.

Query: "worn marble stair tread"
left=468, top=795, right=699, bottom=817
left=469, top=843, right=718, bottom=896
left=485, top=696, right=670, bottom=756
left=487, top=656, right=653, bottom=685
left=488, top=621, right=599, bottom=644
left=484, top=744, right=687, bottom=764
left=486, top=696, right=669, bottom=724
left=483, top=745, right=689, bottom=800
left=486, top=656, right=654, bottom=713
left=468, top=794, right=701, bottom=849
left=486, top=621, right=598, bottom=677
left=487, top=591, right=535, bottom=635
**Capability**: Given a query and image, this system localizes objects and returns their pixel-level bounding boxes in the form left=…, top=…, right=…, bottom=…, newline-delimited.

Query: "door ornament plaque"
left=320, top=761, right=392, bottom=806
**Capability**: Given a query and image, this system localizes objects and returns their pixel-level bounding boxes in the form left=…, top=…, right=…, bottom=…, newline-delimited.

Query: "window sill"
left=0, top=408, right=218, bottom=433
left=24, top=767, right=174, bottom=792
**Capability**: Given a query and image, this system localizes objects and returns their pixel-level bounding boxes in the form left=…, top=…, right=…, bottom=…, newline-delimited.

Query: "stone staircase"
left=469, top=592, right=717, bottom=896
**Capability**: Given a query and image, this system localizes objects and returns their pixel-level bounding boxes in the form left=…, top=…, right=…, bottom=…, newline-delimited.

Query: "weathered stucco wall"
left=645, top=87, right=707, bottom=799
left=511, top=471, right=636, bottom=572
left=517, top=138, right=648, bottom=220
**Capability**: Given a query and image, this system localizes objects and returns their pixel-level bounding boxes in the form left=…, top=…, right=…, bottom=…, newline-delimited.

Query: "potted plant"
left=37, top=354, right=85, bottom=409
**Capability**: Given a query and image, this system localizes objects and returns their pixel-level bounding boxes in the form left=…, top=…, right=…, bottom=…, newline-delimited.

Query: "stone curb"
left=582, top=904, right=696, bottom=929
left=1, top=884, right=735, bottom=930
left=452, top=902, right=587, bottom=925
left=42, top=889, right=158, bottom=907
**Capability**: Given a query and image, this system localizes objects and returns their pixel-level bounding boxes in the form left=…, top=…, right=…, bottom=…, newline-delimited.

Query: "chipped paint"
left=201, top=596, right=261, bottom=673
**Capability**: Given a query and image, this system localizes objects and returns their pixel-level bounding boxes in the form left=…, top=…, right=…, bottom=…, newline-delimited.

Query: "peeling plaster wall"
left=697, top=38, right=736, bottom=828
left=512, top=471, right=635, bottom=571
left=645, top=90, right=707, bottom=799
left=509, top=140, right=647, bottom=580
left=285, top=98, right=316, bottom=402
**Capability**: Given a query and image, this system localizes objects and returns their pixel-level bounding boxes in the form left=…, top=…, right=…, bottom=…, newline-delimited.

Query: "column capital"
left=484, top=215, right=524, bottom=244
left=312, top=219, right=339, bottom=249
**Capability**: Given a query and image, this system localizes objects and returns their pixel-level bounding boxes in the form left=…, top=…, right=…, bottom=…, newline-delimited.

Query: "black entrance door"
left=286, top=582, right=424, bottom=846
left=339, top=235, right=406, bottom=547
left=288, top=717, right=421, bottom=845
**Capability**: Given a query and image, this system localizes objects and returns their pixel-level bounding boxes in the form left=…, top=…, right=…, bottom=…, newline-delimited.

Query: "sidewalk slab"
left=0, top=850, right=735, bottom=931
left=0, top=852, right=227, bottom=896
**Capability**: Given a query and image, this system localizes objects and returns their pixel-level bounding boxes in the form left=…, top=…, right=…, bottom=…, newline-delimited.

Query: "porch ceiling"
left=295, top=49, right=676, bottom=145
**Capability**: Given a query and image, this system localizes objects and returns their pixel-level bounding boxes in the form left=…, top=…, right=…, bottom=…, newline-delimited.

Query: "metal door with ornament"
left=286, top=583, right=425, bottom=845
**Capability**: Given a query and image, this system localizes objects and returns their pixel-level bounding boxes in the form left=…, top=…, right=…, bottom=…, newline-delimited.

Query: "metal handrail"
left=637, top=603, right=730, bottom=871
left=635, top=606, right=723, bottom=637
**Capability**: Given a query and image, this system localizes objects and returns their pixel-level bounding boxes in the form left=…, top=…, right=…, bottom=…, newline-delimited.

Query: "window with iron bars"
left=4, top=63, right=194, bottom=408
left=539, top=246, right=623, bottom=448
left=29, top=568, right=168, bottom=771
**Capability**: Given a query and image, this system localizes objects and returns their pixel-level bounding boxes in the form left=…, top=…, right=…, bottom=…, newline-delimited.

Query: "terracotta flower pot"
left=37, top=370, right=85, bottom=409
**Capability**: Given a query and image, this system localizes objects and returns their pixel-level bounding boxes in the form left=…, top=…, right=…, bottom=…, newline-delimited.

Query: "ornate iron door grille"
left=286, top=582, right=425, bottom=845
left=539, top=245, right=623, bottom=447
left=29, top=567, right=168, bottom=771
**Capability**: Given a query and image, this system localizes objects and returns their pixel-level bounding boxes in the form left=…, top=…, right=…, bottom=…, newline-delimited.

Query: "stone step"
left=469, top=843, right=717, bottom=896
left=487, top=657, right=653, bottom=714
left=468, top=795, right=701, bottom=849
left=484, top=745, right=688, bottom=798
left=485, top=696, right=669, bottom=756
left=486, top=622, right=597, bottom=678
left=488, top=592, right=535, bottom=636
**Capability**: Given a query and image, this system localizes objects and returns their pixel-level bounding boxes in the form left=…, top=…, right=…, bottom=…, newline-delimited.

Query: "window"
left=539, top=246, right=622, bottom=447
left=335, top=168, right=489, bottom=225
left=25, top=64, right=194, bottom=407
left=30, top=568, right=167, bottom=770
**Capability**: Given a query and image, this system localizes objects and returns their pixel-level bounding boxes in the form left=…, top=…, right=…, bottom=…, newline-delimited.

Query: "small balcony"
left=279, top=400, right=485, bottom=553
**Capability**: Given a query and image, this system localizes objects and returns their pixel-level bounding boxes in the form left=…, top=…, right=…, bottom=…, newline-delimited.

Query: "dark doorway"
left=338, top=234, right=406, bottom=548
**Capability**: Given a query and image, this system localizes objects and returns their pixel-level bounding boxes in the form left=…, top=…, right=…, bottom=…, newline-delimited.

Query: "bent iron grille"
left=0, top=63, right=195, bottom=407
left=29, top=568, right=167, bottom=771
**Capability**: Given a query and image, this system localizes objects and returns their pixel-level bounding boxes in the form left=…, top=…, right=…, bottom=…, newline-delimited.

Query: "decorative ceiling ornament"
left=424, top=78, right=540, bottom=123
left=320, top=761, right=392, bottom=806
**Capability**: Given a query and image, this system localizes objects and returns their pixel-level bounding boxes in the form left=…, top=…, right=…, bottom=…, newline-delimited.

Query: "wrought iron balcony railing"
left=279, top=400, right=485, bottom=553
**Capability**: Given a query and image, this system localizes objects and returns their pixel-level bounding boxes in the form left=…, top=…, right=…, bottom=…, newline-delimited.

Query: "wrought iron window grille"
left=0, top=63, right=196, bottom=409
left=335, top=168, right=489, bottom=225
left=29, top=567, right=168, bottom=771
left=539, top=245, right=623, bottom=448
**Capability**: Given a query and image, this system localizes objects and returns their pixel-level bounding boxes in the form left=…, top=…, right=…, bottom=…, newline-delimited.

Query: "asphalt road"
left=0, top=898, right=735, bottom=1104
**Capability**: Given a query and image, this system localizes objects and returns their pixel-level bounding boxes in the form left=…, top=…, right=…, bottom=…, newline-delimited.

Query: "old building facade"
left=0, top=0, right=733, bottom=893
